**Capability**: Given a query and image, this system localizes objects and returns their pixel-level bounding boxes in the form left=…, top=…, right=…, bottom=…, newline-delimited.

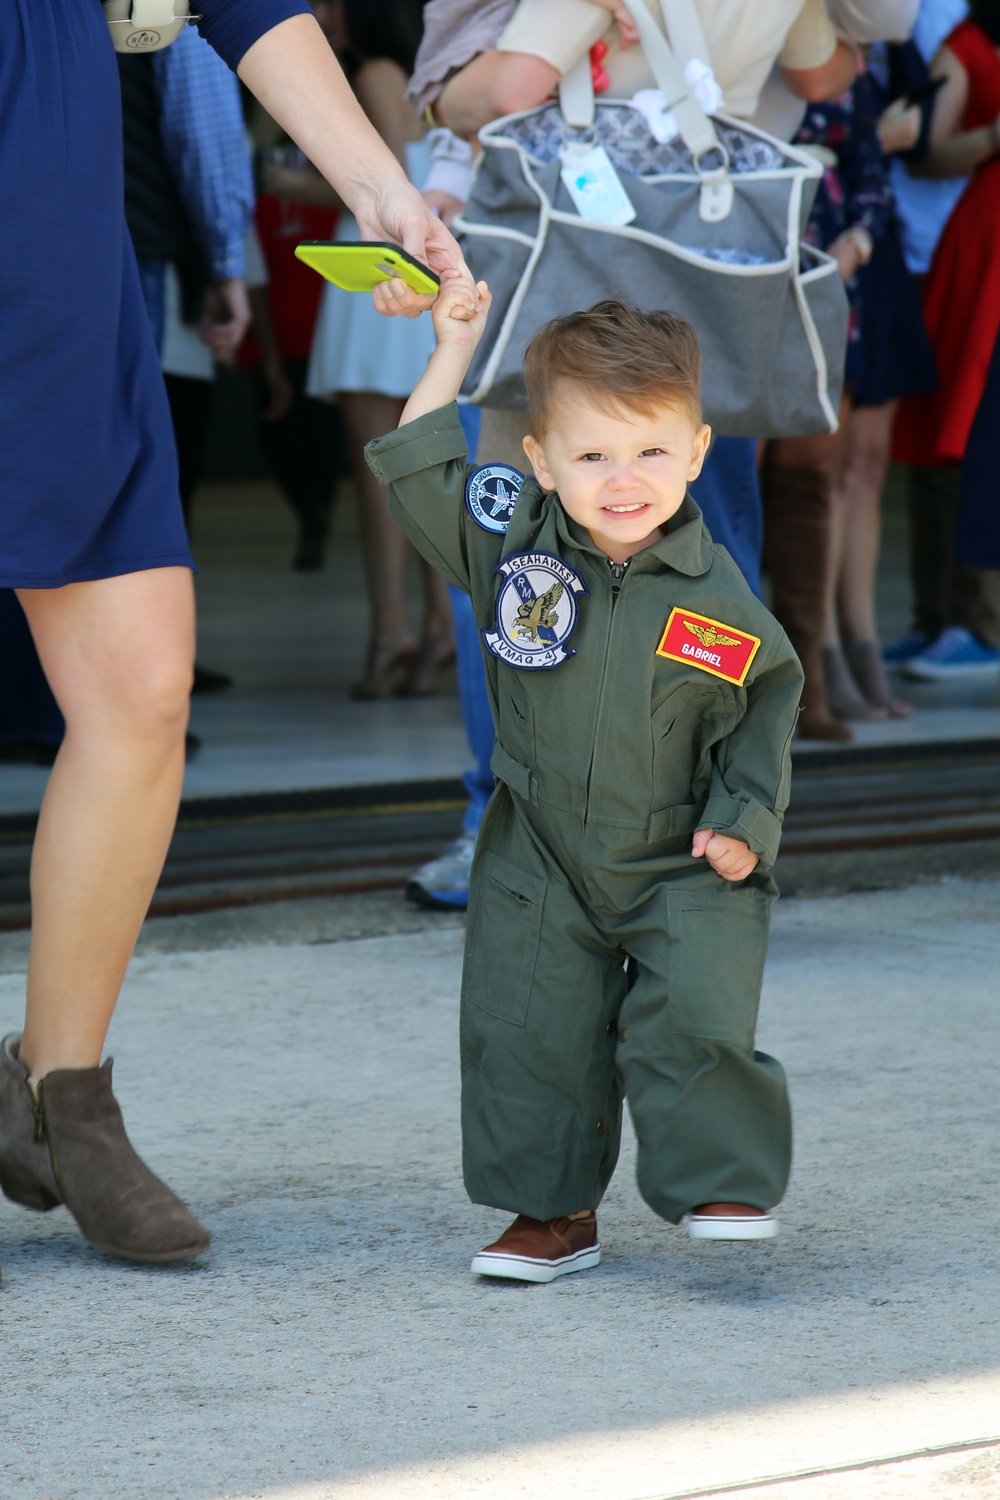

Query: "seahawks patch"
left=465, top=463, right=524, bottom=534
left=482, top=552, right=588, bottom=670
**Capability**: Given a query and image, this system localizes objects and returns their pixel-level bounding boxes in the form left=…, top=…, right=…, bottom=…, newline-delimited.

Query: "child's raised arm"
left=373, top=271, right=491, bottom=427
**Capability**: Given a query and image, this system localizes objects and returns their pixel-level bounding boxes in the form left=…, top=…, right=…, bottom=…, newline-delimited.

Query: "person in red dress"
left=891, top=2, right=1000, bottom=681
left=894, top=5, right=1000, bottom=467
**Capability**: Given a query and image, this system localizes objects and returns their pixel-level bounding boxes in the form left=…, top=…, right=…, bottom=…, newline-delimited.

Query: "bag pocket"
left=464, top=852, right=547, bottom=1027
left=664, top=885, right=771, bottom=1049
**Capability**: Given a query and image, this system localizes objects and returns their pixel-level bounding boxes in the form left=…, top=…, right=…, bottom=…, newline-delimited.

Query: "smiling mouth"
left=603, top=502, right=649, bottom=514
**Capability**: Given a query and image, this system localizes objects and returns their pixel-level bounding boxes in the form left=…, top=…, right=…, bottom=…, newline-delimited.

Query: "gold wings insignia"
left=684, top=619, right=741, bottom=649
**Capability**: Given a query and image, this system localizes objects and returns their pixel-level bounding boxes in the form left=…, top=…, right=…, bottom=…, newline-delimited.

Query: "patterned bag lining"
left=499, top=104, right=788, bottom=178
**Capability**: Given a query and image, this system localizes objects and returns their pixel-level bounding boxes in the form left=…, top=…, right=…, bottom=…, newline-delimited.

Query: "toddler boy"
left=366, top=276, right=803, bottom=1282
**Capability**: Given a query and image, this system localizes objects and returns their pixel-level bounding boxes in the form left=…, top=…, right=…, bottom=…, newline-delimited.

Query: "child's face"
left=522, top=388, right=711, bottom=564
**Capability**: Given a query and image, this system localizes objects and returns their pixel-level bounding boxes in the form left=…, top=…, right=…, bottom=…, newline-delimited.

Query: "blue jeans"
left=689, top=435, right=762, bottom=597
left=451, top=405, right=495, bottom=835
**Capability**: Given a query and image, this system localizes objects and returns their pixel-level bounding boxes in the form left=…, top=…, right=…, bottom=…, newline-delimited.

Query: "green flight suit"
left=367, top=405, right=804, bottom=1223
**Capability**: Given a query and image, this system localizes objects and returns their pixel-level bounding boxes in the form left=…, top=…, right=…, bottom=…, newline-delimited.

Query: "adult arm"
left=152, top=29, right=254, bottom=357
left=914, top=44, right=1000, bottom=177
left=776, top=0, right=857, bottom=104
left=434, top=51, right=562, bottom=137
left=153, top=29, right=253, bottom=282
left=197, top=4, right=467, bottom=305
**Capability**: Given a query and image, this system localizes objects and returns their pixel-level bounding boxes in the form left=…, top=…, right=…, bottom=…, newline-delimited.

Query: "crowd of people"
left=1, top=0, right=999, bottom=1277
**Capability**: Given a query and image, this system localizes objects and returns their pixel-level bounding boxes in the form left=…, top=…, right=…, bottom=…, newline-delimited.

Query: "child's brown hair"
left=523, top=300, right=703, bottom=435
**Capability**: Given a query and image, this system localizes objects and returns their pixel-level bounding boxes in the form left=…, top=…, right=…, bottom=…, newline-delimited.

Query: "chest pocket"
left=650, top=682, right=737, bottom=816
left=496, top=675, right=535, bottom=765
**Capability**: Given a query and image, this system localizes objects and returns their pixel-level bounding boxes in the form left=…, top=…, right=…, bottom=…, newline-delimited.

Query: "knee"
left=129, top=653, right=193, bottom=738
left=79, top=650, right=193, bottom=745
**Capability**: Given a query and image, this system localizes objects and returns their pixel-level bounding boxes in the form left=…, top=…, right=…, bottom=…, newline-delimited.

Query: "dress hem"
left=2, top=551, right=196, bottom=589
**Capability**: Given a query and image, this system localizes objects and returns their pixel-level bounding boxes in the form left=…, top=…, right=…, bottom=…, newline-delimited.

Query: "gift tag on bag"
left=559, top=144, right=636, bottom=226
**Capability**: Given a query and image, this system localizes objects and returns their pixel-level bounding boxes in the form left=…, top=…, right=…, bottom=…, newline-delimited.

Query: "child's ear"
left=687, top=424, right=712, bottom=483
left=523, top=434, right=555, bottom=490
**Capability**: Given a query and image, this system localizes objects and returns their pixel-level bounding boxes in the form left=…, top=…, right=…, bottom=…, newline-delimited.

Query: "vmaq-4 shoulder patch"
left=482, top=552, right=588, bottom=671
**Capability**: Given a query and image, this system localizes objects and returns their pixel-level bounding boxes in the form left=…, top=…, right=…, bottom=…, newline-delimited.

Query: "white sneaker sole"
left=687, top=1214, right=777, bottom=1241
left=470, top=1244, right=601, bottom=1283
left=901, top=659, right=999, bottom=682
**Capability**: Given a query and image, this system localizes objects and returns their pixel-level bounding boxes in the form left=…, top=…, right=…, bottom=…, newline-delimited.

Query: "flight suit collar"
left=543, top=488, right=715, bottom=576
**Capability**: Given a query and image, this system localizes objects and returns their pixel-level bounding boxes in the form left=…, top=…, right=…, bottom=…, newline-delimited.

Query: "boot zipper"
left=29, top=1076, right=46, bottom=1143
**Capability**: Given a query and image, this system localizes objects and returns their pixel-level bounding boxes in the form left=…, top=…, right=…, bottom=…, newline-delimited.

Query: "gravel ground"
left=1, top=879, right=999, bottom=1500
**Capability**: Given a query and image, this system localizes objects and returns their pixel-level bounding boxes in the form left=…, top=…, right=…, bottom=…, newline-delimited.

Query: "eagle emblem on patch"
left=465, top=463, right=524, bottom=534
left=656, top=607, right=761, bottom=686
left=482, top=552, right=588, bottom=670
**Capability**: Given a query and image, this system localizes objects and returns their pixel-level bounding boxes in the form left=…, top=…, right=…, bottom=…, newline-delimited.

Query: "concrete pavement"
left=1, top=878, right=999, bottom=1500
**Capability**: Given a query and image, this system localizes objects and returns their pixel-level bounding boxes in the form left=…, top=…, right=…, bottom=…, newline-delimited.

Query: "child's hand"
left=429, top=271, right=491, bottom=346
left=691, top=829, right=759, bottom=881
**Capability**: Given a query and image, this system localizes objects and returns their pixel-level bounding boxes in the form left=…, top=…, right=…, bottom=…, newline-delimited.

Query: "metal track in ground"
left=0, top=745, right=998, bottom=931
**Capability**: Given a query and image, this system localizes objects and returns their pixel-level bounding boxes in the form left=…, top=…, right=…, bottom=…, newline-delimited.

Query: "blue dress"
left=0, top=0, right=306, bottom=589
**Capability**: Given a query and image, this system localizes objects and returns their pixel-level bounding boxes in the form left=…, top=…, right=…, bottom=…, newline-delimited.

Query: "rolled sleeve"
left=777, top=0, right=839, bottom=71
left=197, top=0, right=311, bottom=73
left=695, top=634, right=803, bottom=874
left=827, top=0, right=919, bottom=44
left=497, top=0, right=607, bottom=72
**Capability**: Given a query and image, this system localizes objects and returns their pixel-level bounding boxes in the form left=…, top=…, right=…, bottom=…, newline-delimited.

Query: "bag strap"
left=557, top=0, right=721, bottom=164
left=555, top=0, right=733, bottom=219
left=655, top=0, right=713, bottom=76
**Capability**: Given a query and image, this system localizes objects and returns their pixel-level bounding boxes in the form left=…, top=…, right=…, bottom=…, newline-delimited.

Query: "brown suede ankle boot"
left=0, top=1034, right=209, bottom=1262
left=761, top=464, right=852, bottom=742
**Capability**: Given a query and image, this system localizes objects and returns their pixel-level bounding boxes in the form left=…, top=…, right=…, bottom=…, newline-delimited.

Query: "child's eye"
left=639, top=447, right=666, bottom=456
left=579, top=452, right=605, bottom=462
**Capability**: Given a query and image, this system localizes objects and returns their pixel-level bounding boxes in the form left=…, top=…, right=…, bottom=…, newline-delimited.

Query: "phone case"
left=294, top=241, right=440, bottom=295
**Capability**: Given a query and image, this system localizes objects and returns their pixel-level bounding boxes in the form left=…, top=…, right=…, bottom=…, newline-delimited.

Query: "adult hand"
left=691, top=829, right=760, bottom=881
left=199, top=278, right=251, bottom=364
left=355, top=177, right=468, bottom=319
left=829, top=228, right=872, bottom=283
left=877, top=97, right=921, bottom=154
left=260, top=359, right=294, bottom=422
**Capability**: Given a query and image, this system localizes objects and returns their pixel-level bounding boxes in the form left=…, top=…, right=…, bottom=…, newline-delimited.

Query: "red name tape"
left=655, top=607, right=761, bottom=687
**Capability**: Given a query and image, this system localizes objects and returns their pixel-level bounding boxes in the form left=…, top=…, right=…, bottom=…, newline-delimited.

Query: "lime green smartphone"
left=294, top=240, right=441, bottom=295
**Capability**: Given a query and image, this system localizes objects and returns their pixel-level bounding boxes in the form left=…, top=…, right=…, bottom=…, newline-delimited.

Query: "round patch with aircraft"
left=465, top=463, right=525, bottom=534
left=482, top=552, right=588, bottom=670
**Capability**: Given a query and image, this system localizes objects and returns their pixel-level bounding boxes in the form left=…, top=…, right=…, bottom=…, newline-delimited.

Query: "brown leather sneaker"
left=471, top=1211, right=600, bottom=1283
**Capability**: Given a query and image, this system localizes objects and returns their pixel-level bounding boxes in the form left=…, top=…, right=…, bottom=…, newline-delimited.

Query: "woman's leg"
left=835, top=402, right=898, bottom=643
left=15, top=566, right=195, bottom=1077
left=338, top=390, right=415, bottom=696
left=833, top=402, right=910, bottom=715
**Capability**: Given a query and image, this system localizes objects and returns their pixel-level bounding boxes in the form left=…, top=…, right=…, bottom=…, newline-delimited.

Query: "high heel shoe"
left=843, top=638, right=912, bottom=718
left=350, top=630, right=417, bottom=700
left=822, top=643, right=886, bottom=722
left=400, top=632, right=456, bottom=697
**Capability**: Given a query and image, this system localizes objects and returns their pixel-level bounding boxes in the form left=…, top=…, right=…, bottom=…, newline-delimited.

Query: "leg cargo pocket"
left=463, top=852, right=546, bottom=1027
left=664, top=885, right=771, bottom=1050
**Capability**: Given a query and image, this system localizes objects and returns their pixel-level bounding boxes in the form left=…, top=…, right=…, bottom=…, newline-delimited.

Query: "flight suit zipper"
left=584, top=557, right=632, bottom=813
